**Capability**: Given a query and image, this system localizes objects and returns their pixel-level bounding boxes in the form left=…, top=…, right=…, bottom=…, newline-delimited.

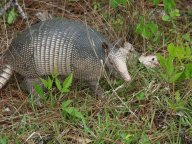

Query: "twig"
left=0, top=0, right=27, bottom=19
left=14, top=0, right=27, bottom=19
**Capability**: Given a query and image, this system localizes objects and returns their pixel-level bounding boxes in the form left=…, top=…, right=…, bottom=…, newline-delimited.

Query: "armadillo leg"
left=24, top=78, right=43, bottom=107
left=88, top=81, right=104, bottom=98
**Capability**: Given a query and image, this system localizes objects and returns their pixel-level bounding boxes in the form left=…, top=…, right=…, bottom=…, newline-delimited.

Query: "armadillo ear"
left=113, top=38, right=125, bottom=48
left=102, top=42, right=109, bottom=56
left=102, top=42, right=109, bottom=50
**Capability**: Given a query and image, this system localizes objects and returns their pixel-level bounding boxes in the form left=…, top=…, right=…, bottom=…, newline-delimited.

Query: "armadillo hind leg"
left=88, top=81, right=104, bottom=98
left=23, top=78, right=44, bottom=107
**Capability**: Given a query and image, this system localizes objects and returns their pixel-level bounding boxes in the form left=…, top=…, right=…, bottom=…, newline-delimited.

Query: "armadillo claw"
left=88, top=81, right=105, bottom=99
left=95, top=86, right=105, bottom=99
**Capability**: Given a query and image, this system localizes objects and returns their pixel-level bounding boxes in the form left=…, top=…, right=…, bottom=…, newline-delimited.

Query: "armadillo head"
left=106, top=42, right=135, bottom=82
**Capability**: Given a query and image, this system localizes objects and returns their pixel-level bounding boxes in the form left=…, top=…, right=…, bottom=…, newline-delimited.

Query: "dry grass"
left=0, top=0, right=192, bottom=143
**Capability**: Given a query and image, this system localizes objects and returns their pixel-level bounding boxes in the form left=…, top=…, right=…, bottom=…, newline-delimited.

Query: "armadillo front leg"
left=24, top=78, right=43, bottom=107
left=88, top=81, right=104, bottom=98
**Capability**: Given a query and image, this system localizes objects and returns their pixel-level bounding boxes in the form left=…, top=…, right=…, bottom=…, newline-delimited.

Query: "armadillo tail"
left=0, top=64, right=13, bottom=89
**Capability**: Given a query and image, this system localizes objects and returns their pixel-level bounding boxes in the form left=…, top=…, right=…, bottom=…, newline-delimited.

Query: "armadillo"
left=0, top=18, right=133, bottom=97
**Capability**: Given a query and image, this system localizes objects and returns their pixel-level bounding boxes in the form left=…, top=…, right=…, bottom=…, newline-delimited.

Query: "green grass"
left=0, top=0, right=192, bottom=143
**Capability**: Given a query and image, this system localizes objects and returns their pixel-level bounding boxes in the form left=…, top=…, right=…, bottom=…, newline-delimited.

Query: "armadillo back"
left=6, top=18, right=110, bottom=81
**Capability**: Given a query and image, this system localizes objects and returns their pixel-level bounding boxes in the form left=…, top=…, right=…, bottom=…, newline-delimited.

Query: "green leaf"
left=0, top=136, right=8, bottom=144
left=166, top=56, right=174, bottom=76
left=47, top=76, right=53, bottom=90
left=169, top=72, right=183, bottom=83
left=62, top=100, right=72, bottom=108
left=141, top=27, right=151, bottom=39
left=178, top=63, right=192, bottom=80
left=135, top=23, right=143, bottom=35
left=65, top=107, right=74, bottom=114
left=34, top=84, right=44, bottom=96
left=182, top=33, right=191, bottom=42
left=156, top=53, right=166, bottom=67
left=52, top=68, right=58, bottom=78
left=119, top=0, right=127, bottom=5
left=153, top=0, right=159, bottom=6
left=61, top=88, right=69, bottom=93
left=148, top=21, right=158, bottom=35
left=65, top=107, right=84, bottom=119
left=175, top=90, right=181, bottom=102
left=140, top=132, right=150, bottom=144
left=110, top=0, right=118, bottom=8
left=170, top=9, right=180, bottom=18
left=162, top=14, right=171, bottom=21
left=185, top=44, right=191, bottom=57
left=110, top=0, right=127, bottom=8
left=40, top=78, right=48, bottom=88
left=177, top=47, right=186, bottom=59
left=55, top=78, right=62, bottom=91
left=163, top=0, right=176, bottom=13
left=136, top=92, right=145, bottom=101
left=136, top=19, right=159, bottom=41
left=167, top=43, right=175, bottom=56
left=74, top=109, right=84, bottom=119
left=184, top=63, right=192, bottom=78
left=61, top=100, right=84, bottom=120
left=62, top=73, right=73, bottom=93
left=40, top=77, right=53, bottom=90
left=7, top=8, right=18, bottom=24
left=160, top=72, right=168, bottom=82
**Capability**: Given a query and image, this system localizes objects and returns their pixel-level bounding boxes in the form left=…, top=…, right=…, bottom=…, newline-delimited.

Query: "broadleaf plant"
left=135, top=17, right=159, bottom=42
left=157, top=42, right=192, bottom=83
left=6, top=8, right=18, bottom=24
left=109, top=0, right=127, bottom=9
left=34, top=73, right=73, bottom=107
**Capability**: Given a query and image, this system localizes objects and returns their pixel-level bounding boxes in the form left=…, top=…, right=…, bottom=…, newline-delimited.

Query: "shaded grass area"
left=0, top=0, right=192, bottom=143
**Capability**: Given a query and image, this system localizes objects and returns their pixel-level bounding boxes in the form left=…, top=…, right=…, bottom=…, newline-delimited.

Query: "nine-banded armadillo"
left=0, top=18, right=133, bottom=98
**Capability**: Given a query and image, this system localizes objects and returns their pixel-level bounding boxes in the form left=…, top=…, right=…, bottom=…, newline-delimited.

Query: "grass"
left=0, top=0, right=192, bottom=143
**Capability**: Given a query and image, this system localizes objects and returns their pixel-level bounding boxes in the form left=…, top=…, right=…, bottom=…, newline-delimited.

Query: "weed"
left=135, top=17, right=159, bottom=42
left=6, top=8, right=18, bottom=25
left=34, top=73, right=73, bottom=107
left=157, top=42, right=192, bottom=83
left=109, top=0, right=127, bottom=9
left=0, top=136, right=8, bottom=144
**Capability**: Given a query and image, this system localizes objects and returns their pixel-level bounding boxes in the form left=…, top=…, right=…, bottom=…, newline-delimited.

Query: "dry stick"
left=0, top=0, right=27, bottom=19
left=13, top=0, right=27, bottom=19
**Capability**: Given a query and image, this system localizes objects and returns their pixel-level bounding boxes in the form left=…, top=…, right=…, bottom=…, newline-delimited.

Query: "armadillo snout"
left=109, top=54, right=131, bottom=82
left=123, top=74, right=131, bottom=82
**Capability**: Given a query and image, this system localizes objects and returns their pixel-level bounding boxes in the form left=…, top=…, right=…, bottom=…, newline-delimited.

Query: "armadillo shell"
left=6, top=18, right=111, bottom=81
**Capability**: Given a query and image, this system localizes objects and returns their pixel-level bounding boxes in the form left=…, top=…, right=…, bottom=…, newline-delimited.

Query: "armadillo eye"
left=108, top=58, right=114, bottom=66
left=109, top=60, right=113, bottom=65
